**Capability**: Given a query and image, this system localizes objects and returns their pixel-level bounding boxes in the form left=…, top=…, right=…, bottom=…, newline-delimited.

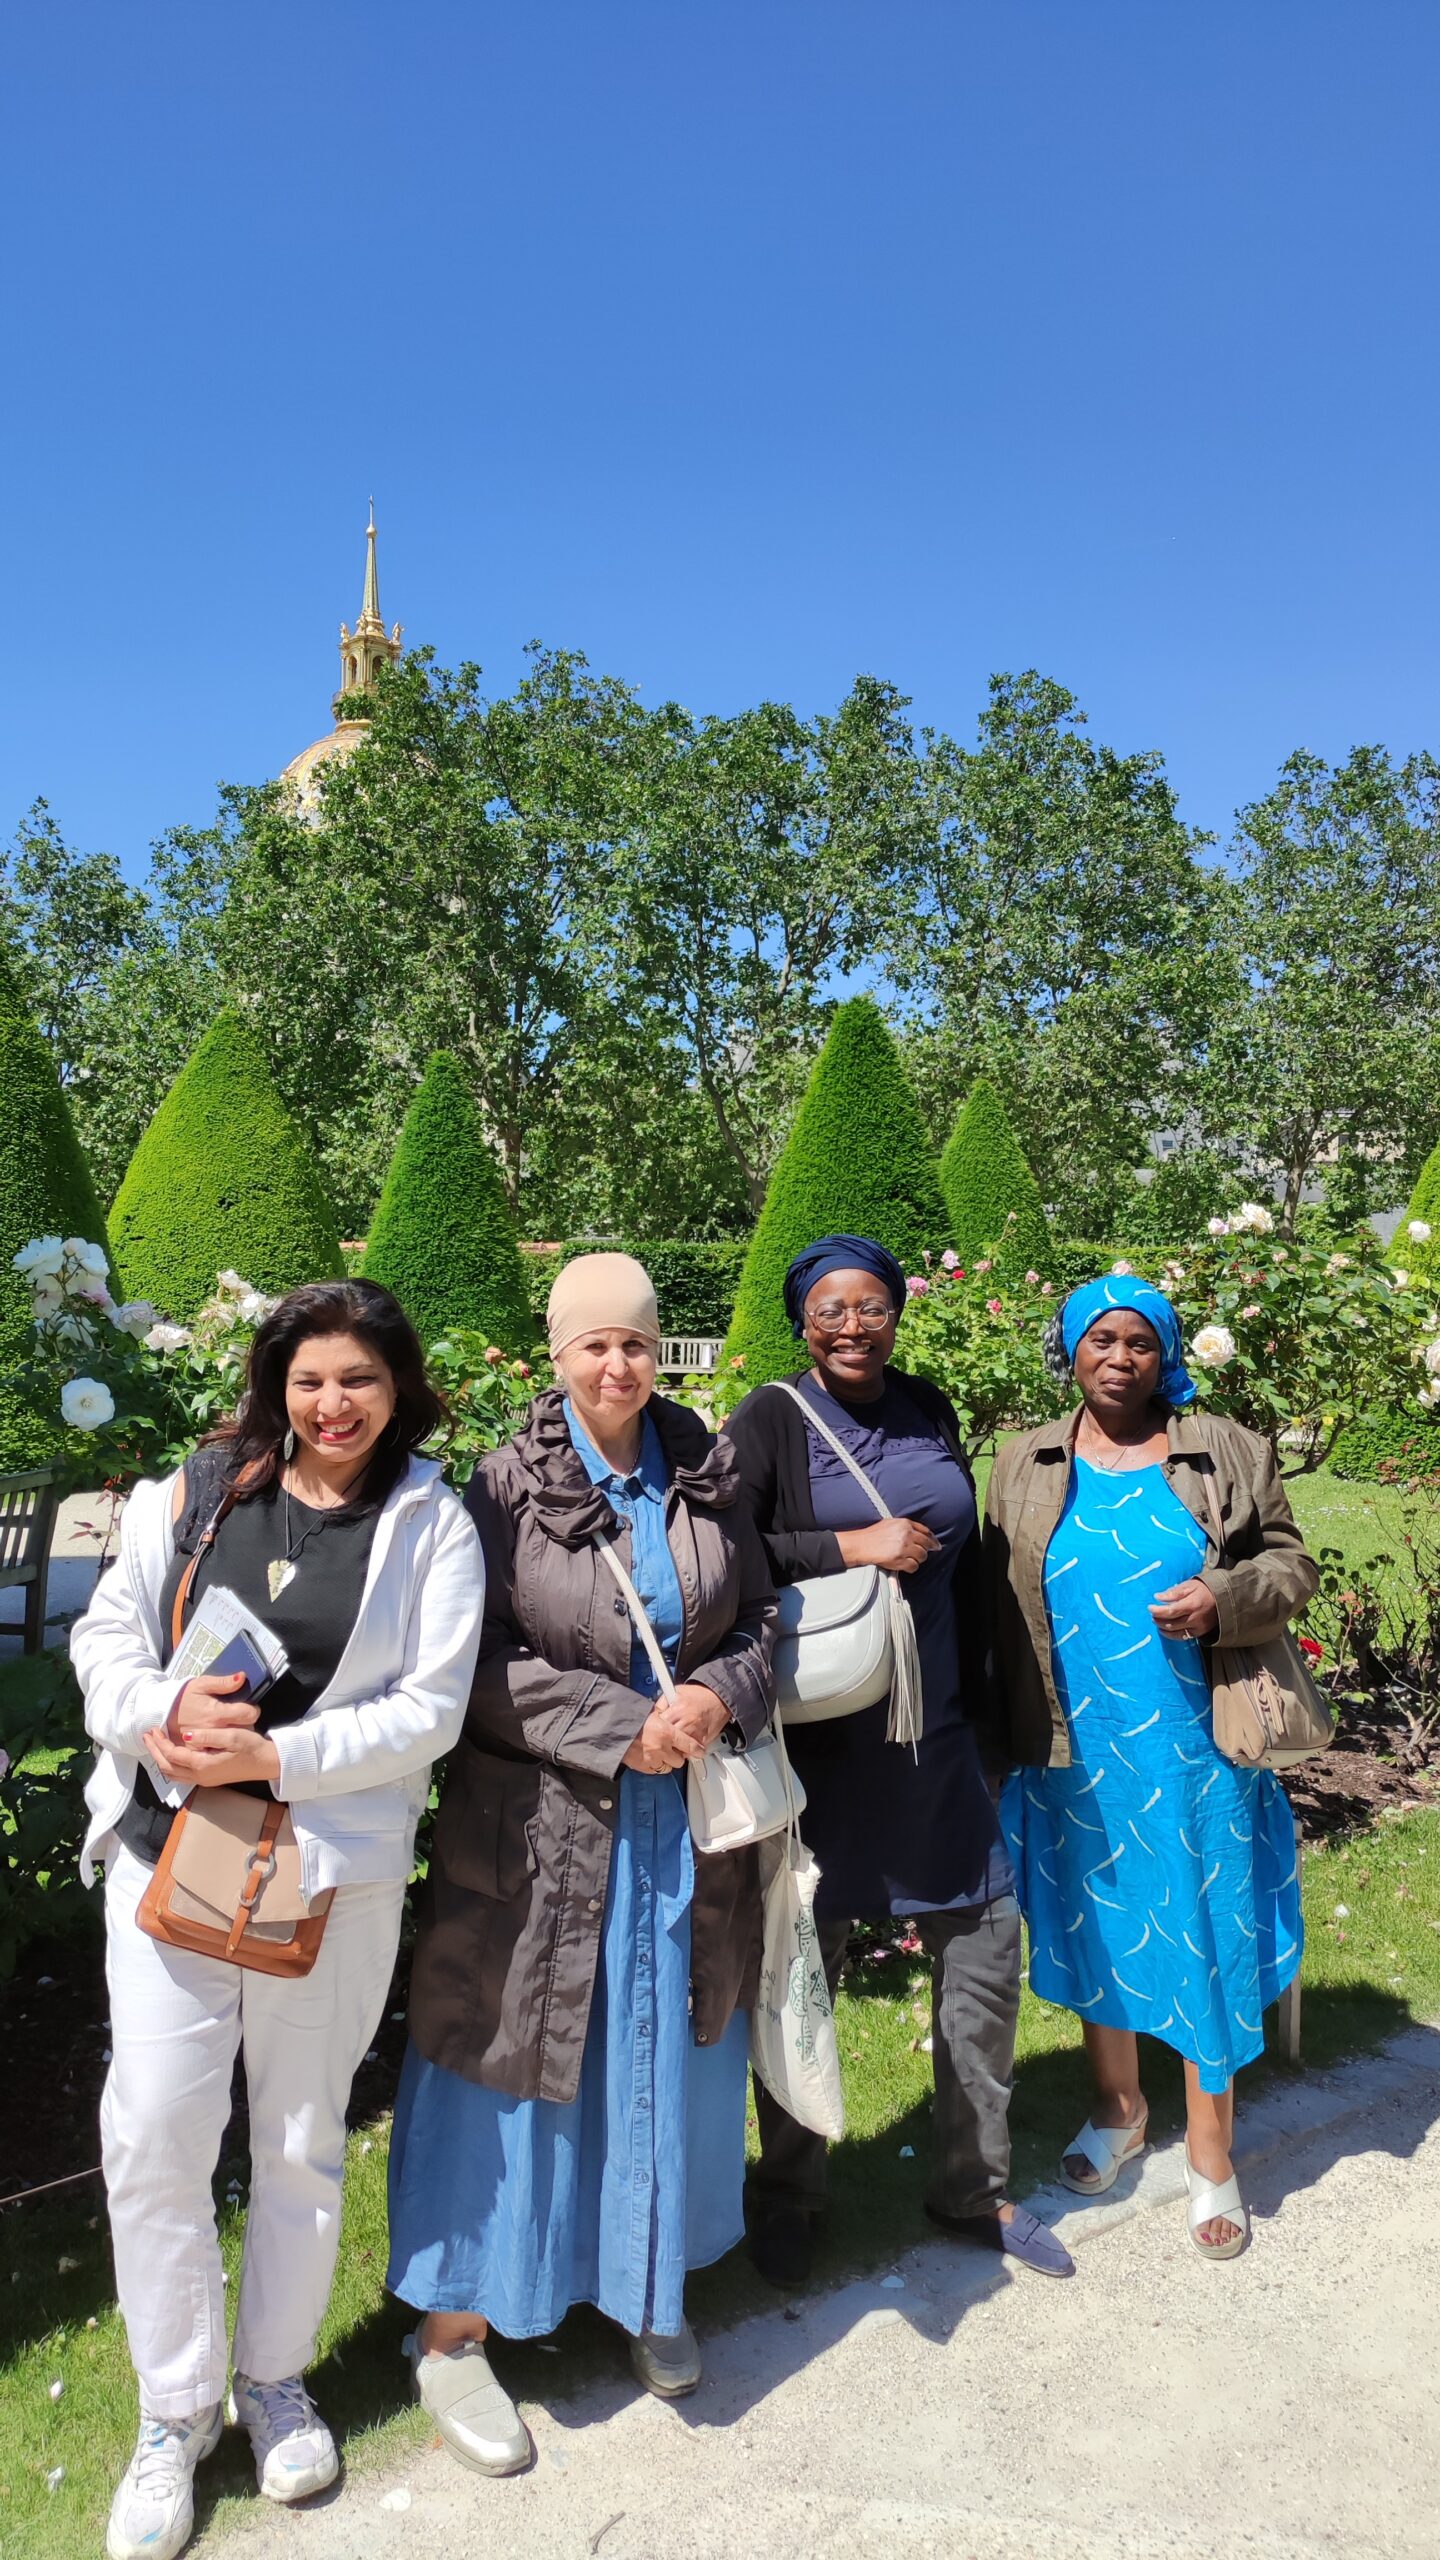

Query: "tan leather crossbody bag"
left=136, top=1480, right=334, bottom=1976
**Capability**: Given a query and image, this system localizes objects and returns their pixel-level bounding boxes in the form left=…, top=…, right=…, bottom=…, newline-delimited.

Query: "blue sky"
left=2, top=1, right=1436, bottom=880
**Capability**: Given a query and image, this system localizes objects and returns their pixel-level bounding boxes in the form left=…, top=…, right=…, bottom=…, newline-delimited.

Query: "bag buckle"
left=243, top=1844, right=279, bottom=1896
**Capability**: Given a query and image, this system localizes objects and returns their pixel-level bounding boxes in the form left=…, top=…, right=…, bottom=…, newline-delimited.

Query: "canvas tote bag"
left=137, top=1482, right=334, bottom=1975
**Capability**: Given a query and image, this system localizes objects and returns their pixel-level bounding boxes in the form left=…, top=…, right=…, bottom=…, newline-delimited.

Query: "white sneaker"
left=229, top=2372, right=339, bottom=2503
left=106, top=2406, right=223, bottom=2560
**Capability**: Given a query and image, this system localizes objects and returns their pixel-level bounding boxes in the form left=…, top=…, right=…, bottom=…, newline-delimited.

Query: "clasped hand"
left=141, top=1670, right=282, bottom=1789
left=835, top=1516, right=939, bottom=1574
left=622, top=1682, right=730, bottom=1774
left=1149, top=1577, right=1221, bottom=1640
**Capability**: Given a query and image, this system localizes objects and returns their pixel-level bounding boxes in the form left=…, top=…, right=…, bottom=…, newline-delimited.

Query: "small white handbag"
left=592, top=1531, right=804, bottom=1855
left=771, top=1382, right=925, bottom=1747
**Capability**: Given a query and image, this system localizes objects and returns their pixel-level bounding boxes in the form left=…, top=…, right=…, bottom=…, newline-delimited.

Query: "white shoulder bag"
left=771, top=1382, right=925, bottom=1748
left=592, top=1531, right=804, bottom=1855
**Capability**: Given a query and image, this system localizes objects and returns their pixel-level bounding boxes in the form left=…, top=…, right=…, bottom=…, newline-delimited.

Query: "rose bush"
left=895, top=1248, right=1070, bottom=1457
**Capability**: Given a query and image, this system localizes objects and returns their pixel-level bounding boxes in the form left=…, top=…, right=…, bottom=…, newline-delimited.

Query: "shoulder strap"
left=775, top=1380, right=893, bottom=1522
left=592, top=1533, right=677, bottom=1702
left=168, top=1477, right=245, bottom=1655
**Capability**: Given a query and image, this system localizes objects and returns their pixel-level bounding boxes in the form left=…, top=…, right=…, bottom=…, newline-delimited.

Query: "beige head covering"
left=546, top=1251, right=661, bottom=1361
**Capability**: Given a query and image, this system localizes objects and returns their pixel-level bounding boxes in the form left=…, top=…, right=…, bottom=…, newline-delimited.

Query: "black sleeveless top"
left=116, top=1446, right=381, bottom=1865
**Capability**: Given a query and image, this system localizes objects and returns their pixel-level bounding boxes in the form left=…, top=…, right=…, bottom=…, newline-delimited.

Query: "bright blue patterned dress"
left=1001, top=1456, right=1302, bottom=2093
left=386, top=1403, right=748, bottom=2339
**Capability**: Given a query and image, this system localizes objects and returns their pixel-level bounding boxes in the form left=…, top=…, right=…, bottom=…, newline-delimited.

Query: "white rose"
left=109, top=1300, right=158, bottom=1338
left=237, top=1291, right=272, bottom=1325
left=1207, top=1217, right=1229, bottom=1237
left=54, top=1313, right=97, bottom=1348
left=62, top=1238, right=110, bottom=1277
left=1391, top=1271, right=1409, bottom=1291
left=13, top=1235, right=66, bottom=1278
left=1409, top=1220, right=1432, bottom=1245
left=216, top=1268, right=248, bottom=1295
left=144, top=1321, right=193, bottom=1352
left=1232, top=1201, right=1275, bottom=1235
left=30, top=1276, right=65, bottom=1318
left=1190, top=1323, right=1237, bottom=1370
left=1326, top=1253, right=1351, bottom=1274
left=1110, top=1260, right=1134, bottom=1276
left=1424, top=1340, right=1440, bottom=1378
left=1418, top=1386, right=1439, bottom=1410
left=60, top=1376, right=116, bottom=1431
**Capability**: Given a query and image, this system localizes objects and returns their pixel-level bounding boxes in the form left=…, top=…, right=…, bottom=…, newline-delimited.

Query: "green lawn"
left=5, top=1807, right=1438, bottom=2560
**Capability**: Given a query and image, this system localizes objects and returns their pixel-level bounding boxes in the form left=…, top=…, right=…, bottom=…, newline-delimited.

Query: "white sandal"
left=1184, top=2147, right=1249, bottom=2260
left=1058, top=2113, right=1149, bottom=2195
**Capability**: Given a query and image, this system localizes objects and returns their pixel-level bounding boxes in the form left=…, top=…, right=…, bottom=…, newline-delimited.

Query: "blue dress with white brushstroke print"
left=1000, top=1456, right=1302, bottom=2093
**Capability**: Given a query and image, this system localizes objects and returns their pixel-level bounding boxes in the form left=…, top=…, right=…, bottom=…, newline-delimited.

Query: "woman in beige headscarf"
left=387, top=1256, right=775, bottom=2473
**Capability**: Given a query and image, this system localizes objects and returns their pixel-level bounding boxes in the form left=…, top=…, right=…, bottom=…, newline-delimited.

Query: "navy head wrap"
left=1059, top=1273, right=1198, bottom=1409
left=783, top=1234, right=908, bottom=1340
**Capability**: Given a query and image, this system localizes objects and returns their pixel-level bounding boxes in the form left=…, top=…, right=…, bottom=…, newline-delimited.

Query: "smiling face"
left=802, top=1266, right=900, bottom=1402
left=557, top=1329, right=657, bottom=1443
left=1071, top=1310, right=1163, bottom=1429
left=284, top=1329, right=398, bottom=1482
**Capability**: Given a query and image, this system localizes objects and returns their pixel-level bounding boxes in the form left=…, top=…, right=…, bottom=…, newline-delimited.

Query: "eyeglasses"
left=807, top=1299, right=896, bottom=1336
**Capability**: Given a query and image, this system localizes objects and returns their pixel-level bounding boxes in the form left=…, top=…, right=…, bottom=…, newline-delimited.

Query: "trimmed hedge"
left=724, top=996, right=948, bottom=1385
left=0, top=945, right=111, bottom=1469
left=110, top=1009, right=343, bottom=1320
left=364, top=1053, right=533, bottom=1351
left=521, top=1239, right=746, bottom=1339
left=1401, top=1138, right=1440, bottom=1287
left=1329, top=1410, right=1440, bottom=1483
left=939, top=1078, right=1051, bottom=1275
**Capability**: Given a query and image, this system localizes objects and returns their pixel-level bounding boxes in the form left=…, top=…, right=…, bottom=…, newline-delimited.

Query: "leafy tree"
left=0, top=944, right=110, bottom=1468
left=1198, top=747, right=1440, bottom=1228
left=938, top=1078, right=1050, bottom=1271
left=724, top=996, right=947, bottom=1383
left=110, top=1009, right=343, bottom=1318
left=363, top=1052, right=534, bottom=1349
left=890, top=672, right=1221, bottom=1233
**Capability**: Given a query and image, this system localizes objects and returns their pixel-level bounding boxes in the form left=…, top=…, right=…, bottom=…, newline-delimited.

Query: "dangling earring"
left=283, top=1426, right=296, bottom=1462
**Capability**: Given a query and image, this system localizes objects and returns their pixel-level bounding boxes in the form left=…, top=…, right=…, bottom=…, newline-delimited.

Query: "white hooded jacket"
left=72, top=1453, right=483, bottom=1898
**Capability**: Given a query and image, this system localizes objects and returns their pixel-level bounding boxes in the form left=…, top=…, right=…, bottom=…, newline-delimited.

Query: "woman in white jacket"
left=72, top=1278, right=483, bottom=2560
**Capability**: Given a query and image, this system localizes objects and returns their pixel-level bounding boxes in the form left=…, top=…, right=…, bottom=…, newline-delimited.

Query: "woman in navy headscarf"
left=986, top=1274, right=1316, bottom=2260
left=725, top=1235, right=1073, bottom=2287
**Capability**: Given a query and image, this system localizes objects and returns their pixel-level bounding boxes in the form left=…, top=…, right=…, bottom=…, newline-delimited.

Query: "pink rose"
left=940, top=1249, right=958, bottom=1271
left=976, top=1259, right=993, bottom=1275
left=1241, top=1304, right=1261, bottom=1319
left=906, top=1275, right=929, bottom=1298
left=1041, top=1280, right=1054, bottom=1295
left=986, top=1296, right=1003, bottom=1316
left=484, top=1345, right=505, bottom=1365
left=1025, top=1270, right=1040, bottom=1287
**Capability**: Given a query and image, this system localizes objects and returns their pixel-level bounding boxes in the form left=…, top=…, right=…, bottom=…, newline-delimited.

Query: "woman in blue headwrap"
left=725, top=1235, right=1073, bottom=2287
left=985, top=1273, right=1317, bottom=2260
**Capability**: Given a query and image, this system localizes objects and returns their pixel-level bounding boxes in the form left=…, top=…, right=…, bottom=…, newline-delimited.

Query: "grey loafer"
left=403, top=2333, right=531, bottom=2475
left=628, top=2318, right=702, bottom=2399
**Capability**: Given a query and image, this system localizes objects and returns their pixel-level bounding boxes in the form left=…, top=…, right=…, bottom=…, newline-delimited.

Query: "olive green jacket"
left=983, top=1406, right=1320, bottom=1769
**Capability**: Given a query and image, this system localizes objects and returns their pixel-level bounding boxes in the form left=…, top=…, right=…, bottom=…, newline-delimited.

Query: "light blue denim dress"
left=387, top=1403, right=749, bottom=2339
left=1002, top=1457, right=1303, bottom=2094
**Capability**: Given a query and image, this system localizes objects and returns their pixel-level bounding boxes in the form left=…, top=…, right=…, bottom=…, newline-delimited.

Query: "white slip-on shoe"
left=1184, top=2147, right=1249, bottom=2260
left=403, top=2332, right=531, bottom=2476
left=229, top=2372, right=339, bottom=2503
left=106, top=2405, right=223, bottom=2560
left=1058, top=2113, right=1149, bottom=2195
left=629, top=2318, right=702, bottom=2399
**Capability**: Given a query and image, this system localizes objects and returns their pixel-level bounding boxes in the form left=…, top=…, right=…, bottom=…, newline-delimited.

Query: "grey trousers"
left=748, top=1892, right=1023, bottom=2221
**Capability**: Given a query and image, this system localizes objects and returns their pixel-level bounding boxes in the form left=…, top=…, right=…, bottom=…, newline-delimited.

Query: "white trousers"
left=101, top=1844, right=405, bottom=2418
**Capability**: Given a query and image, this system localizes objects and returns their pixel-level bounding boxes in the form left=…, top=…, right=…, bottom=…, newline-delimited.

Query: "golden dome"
left=281, top=508, right=402, bottom=821
left=280, top=720, right=372, bottom=814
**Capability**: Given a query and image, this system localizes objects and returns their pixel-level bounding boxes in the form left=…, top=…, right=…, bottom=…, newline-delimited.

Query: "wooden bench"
left=658, top=1337, right=725, bottom=1377
left=0, top=1470, right=59, bottom=1654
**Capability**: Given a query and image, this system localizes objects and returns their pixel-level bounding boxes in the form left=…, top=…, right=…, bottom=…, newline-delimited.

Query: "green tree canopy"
left=0, top=943, right=110, bottom=1467
left=110, top=1009, right=343, bottom=1320
left=363, top=1051, right=534, bottom=1350
left=939, top=1077, right=1051, bottom=1271
left=724, top=996, right=947, bottom=1383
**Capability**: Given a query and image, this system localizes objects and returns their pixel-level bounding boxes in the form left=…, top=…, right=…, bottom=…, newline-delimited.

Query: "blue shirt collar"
left=563, top=1399, right=668, bottom=1503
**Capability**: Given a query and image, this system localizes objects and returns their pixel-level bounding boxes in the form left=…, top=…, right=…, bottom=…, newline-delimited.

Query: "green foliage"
left=724, top=997, right=948, bottom=1385
left=422, top=1330, right=543, bottom=1488
left=363, top=1053, right=533, bottom=1352
left=938, top=1077, right=1051, bottom=1272
left=1109, top=1148, right=1230, bottom=1252
left=0, top=944, right=110, bottom=1469
left=1401, top=1143, right=1440, bottom=1288
left=0, top=1646, right=90, bottom=1973
left=1329, top=1410, right=1440, bottom=1483
left=109, top=1009, right=343, bottom=1320
left=899, top=1246, right=1069, bottom=1456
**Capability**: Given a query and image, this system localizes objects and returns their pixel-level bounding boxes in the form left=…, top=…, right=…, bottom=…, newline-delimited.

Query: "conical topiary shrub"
left=363, top=1052, right=533, bottom=1350
left=724, top=996, right=949, bottom=1385
left=0, top=943, right=112, bottom=1467
left=110, top=1009, right=343, bottom=1320
left=1401, top=1137, right=1440, bottom=1287
left=939, top=1077, right=1051, bottom=1274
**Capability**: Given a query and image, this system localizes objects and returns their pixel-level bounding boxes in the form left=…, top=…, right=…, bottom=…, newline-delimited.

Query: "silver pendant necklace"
left=268, top=1462, right=367, bottom=1601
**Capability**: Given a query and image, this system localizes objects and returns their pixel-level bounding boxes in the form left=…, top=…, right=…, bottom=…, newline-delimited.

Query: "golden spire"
left=356, top=498, right=384, bottom=635
left=335, top=502, right=403, bottom=716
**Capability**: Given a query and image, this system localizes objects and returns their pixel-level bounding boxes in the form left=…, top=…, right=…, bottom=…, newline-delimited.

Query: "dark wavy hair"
left=204, top=1279, right=450, bottom=1506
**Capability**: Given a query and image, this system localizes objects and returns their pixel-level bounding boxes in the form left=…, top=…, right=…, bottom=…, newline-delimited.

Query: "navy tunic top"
left=786, top=1373, right=1014, bottom=1922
